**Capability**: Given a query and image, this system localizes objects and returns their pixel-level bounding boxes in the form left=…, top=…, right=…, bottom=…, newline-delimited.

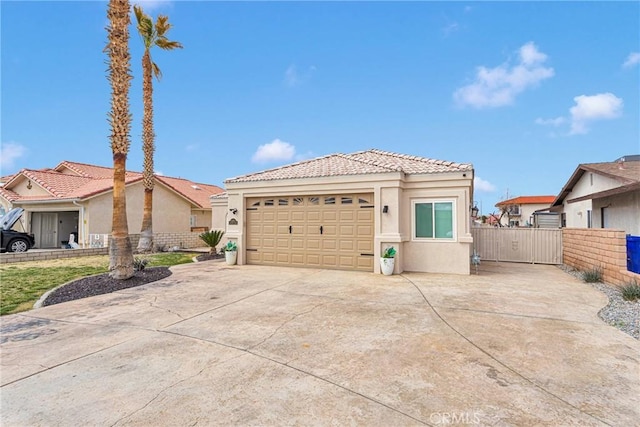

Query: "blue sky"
left=2, top=1, right=639, bottom=214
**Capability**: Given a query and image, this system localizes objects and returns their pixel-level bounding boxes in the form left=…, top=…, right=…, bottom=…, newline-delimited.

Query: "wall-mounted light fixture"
left=470, top=204, right=479, bottom=217
left=229, top=208, right=238, bottom=215
left=382, top=205, right=389, bottom=213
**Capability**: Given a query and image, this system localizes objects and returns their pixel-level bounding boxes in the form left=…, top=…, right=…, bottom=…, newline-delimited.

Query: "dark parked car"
left=1, top=208, right=35, bottom=253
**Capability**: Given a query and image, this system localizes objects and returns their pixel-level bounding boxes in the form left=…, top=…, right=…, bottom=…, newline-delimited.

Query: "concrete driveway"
left=1, top=262, right=638, bottom=426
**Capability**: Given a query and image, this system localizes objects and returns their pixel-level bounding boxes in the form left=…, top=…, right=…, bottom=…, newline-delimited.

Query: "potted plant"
left=380, top=246, right=396, bottom=275
left=223, top=241, right=238, bottom=265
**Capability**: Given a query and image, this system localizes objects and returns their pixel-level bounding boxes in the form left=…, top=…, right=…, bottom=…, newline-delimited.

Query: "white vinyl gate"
left=471, top=227, right=562, bottom=264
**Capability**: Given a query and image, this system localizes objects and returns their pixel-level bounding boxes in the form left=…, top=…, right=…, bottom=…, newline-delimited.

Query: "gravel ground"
left=558, top=265, right=639, bottom=339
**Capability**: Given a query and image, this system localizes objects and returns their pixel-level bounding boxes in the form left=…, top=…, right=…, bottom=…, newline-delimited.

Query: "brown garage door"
left=246, top=194, right=374, bottom=271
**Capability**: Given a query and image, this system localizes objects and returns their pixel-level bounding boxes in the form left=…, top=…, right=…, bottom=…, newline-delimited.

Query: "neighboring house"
left=0, top=161, right=224, bottom=249
left=212, top=149, right=474, bottom=275
left=550, top=155, right=640, bottom=235
left=495, top=196, right=556, bottom=227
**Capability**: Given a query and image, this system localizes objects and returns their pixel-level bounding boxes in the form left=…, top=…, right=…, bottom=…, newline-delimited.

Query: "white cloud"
left=442, top=22, right=460, bottom=36
left=622, top=52, right=640, bottom=69
left=283, top=64, right=316, bottom=87
left=185, top=143, right=199, bottom=152
left=569, top=93, right=623, bottom=135
left=535, top=116, right=566, bottom=127
left=0, top=142, right=27, bottom=171
left=474, top=177, right=496, bottom=192
left=154, top=170, right=164, bottom=176
left=453, top=42, right=554, bottom=108
left=252, top=139, right=296, bottom=163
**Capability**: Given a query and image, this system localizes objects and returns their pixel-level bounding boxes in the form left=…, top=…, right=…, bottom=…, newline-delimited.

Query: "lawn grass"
left=0, top=252, right=199, bottom=316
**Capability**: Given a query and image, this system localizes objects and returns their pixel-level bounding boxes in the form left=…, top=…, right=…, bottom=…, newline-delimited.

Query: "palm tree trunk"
left=109, top=153, right=134, bottom=278
left=138, top=188, right=153, bottom=251
left=107, top=0, right=134, bottom=279
left=137, top=50, right=155, bottom=253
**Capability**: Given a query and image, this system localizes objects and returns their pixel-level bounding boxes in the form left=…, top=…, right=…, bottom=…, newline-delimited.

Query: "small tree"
left=199, top=230, right=224, bottom=254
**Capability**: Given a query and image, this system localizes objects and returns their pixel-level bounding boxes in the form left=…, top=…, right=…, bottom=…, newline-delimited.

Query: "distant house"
left=0, top=161, right=224, bottom=249
left=495, top=195, right=556, bottom=227
left=550, top=156, right=640, bottom=235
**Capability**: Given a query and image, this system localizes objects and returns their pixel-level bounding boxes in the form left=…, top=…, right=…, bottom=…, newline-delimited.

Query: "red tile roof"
left=226, top=149, right=472, bottom=183
left=1, top=161, right=223, bottom=209
left=495, top=195, right=555, bottom=207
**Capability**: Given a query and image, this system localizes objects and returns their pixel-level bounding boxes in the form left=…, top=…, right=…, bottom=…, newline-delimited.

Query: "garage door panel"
left=357, top=210, right=373, bottom=221
left=306, top=239, right=321, bottom=250
left=322, top=240, right=337, bottom=250
left=322, top=211, right=337, bottom=221
left=357, top=240, right=373, bottom=252
left=262, top=238, right=275, bottom=249
left=323, top=225, right=337, bottom=236
left=340, top=240, right=354, bottom=251
left=339, top=210, right=354, bottom=221
left=357, top=257, right=374, bottom=269
left=307, top=211, right=321, bottom=222
left=306, top=254, right=321, bottom=266
left=246, top=193, right=373, bottom=271
left=290, top=253, right=305, bottom=265
left=291, top=211, right=305, bottom=222
left=340, top=225, right=354, bottom=236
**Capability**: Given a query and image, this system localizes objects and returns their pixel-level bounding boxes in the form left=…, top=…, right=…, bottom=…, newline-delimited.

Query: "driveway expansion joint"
left=400, top=274, right=614, bottom=427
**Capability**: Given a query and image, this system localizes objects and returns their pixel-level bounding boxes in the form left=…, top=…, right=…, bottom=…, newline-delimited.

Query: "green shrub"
left=581, top=267, right=603, bottom=283
left=223, top=241, right=238, bottom=252
left=199, top=230, right=224, bottom=254
left=621, top=280, right=640, bottom=301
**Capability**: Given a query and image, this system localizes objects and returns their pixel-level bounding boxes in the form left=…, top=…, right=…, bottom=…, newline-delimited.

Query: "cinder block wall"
left=129, top=232, right=205, bottom=250
left=563, top=228, right=640, bottom=287
left=0, top=248, right=109, bottom=264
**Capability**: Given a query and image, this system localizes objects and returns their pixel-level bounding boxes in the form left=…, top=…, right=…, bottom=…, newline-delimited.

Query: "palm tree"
left=106, top=0, right=134, bottom=279
left=133, top=5, right=183, bottom=253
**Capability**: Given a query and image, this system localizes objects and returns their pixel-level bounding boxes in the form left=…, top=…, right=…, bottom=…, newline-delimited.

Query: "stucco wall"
left=89, top=182, right=192, bottom=234
left=563, top=228, right=640, bottom=287
left=592, top=191, right=640, bottom=235
left=563, top=172, right=622, bottom=228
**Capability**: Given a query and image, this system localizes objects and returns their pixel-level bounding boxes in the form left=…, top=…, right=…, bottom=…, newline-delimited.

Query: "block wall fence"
left=1, top=232, right=207, bottom=264
left=563, top=228, right=640, bottom=287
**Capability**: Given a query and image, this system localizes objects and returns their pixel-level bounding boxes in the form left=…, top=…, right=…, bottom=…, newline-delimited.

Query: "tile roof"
left=552, top=160, right=640, bottom=207
left=226, top=149, right=472, bottom=183
left=1, top=161, right=224, bottom=209
left=496, top=195, right=556, bottom=207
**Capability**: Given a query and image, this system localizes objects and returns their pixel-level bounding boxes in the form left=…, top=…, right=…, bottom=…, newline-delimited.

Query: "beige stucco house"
left=494, top=195, right=556, bottom=227
left=212, top=149, right=475, bottom=275
left=550, top=156, right=640, bottom=235
left=0, top=161, right=224, bottom=249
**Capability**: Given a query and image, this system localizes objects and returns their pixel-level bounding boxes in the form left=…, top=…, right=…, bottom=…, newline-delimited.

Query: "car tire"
left=8, top=238, right=29, bottom=253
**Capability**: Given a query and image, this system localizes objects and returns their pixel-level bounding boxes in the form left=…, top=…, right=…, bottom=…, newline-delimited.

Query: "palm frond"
left=151, top=62, right=162, bottom=79
left=156, top=39, right=183, bottom=50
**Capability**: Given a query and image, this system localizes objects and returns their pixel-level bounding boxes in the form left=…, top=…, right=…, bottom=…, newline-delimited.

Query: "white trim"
left=411, top=199, right=457, bottom=242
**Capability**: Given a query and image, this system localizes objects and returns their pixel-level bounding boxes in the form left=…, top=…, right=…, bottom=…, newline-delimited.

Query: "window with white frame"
left=413, top=200, right=455, bottom=240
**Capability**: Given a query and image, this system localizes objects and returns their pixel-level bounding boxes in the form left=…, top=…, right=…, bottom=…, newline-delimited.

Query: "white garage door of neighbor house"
left=246, top=194, right=375, bottom=271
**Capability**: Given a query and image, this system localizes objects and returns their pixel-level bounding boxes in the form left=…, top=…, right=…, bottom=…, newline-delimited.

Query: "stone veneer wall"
left=563, top=228, right=640, bottom=287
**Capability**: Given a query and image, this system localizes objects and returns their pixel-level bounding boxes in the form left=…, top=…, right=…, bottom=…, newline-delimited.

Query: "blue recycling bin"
left=627, top=235, right=640, bottom=274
